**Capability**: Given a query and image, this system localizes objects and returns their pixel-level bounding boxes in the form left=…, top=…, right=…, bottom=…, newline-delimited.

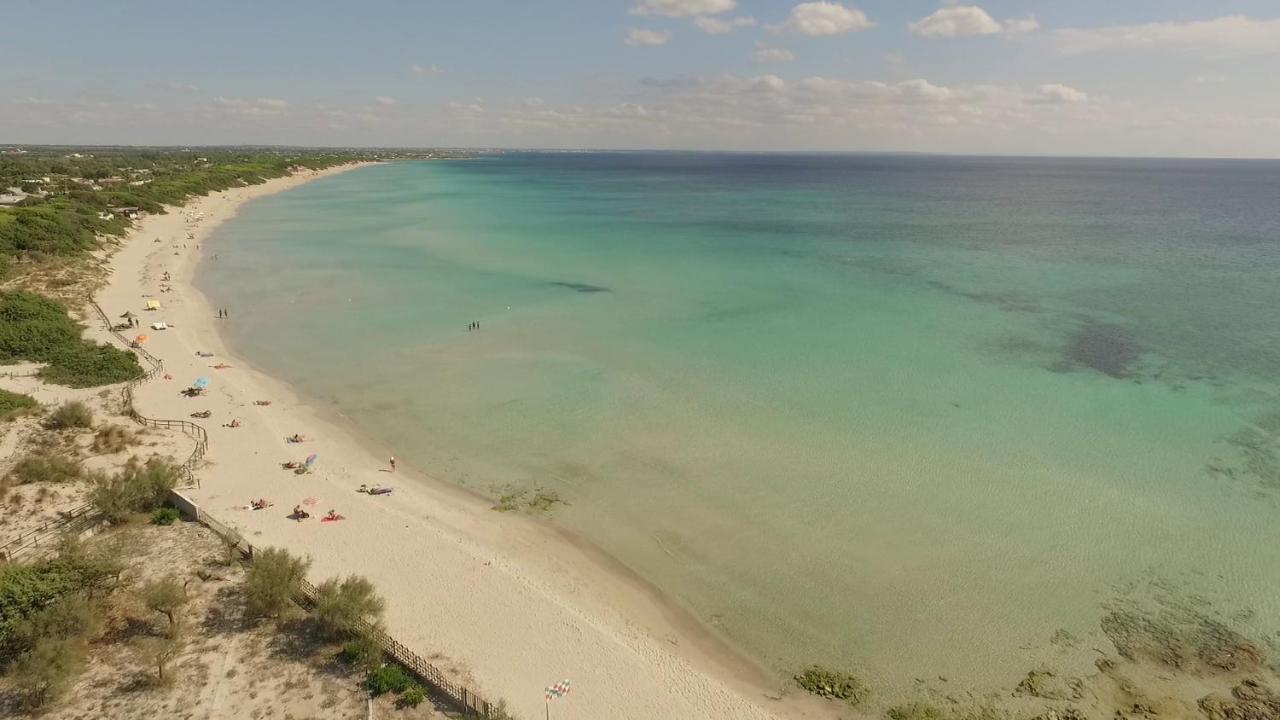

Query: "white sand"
left=88, top=164, right=823, bottom=720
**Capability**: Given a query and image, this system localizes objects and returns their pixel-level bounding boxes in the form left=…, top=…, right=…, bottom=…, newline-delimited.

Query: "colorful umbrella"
left=304, top=453, right=318, bottom=469
left=301, top=496, right=320, bottom=506
left=193, top=377, right=210, bottom=390
left=134, top=334, right=149, bottom=344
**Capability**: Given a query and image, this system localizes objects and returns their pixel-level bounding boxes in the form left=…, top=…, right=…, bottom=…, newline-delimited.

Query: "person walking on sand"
left=389, top=456, right=396, bottom=472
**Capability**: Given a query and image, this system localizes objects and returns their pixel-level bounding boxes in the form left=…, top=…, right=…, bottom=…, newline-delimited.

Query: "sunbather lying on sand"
left=282, top=460, right=300, bottom=469
left=250, top=498, right=272, bottom=510
left=323, top=510, right=344, bottom=522
left=191, top=410, right=211, bottom=419
left=211, top=363, right=233, bottom=369
left=254, top=400, right=272, bottom=406
left=222, top=419, right=240, bottom=428
left=286, top=434, right=305, bottom=443
left=291, top=506, right=310, bottom=520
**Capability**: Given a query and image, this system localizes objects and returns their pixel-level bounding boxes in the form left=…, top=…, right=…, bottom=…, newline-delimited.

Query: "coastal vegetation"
left=6, top=451, right=83, bottom=486
left=88, top=456, right=181, bottom=524
left=0, top=388, right=36, bottom=420
left=0, top=148, right=363, bottom=280
left=45, top=400, right=93, bottom=430
left=0, top=291, right=140, bottom=387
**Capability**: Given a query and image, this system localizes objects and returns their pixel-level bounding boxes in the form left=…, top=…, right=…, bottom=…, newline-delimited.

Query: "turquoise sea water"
left=201, top=154, right=1280, bottom=693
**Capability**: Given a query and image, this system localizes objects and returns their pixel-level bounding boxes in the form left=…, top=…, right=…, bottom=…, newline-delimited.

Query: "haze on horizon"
left=3, top=0, right=1279, bottom=158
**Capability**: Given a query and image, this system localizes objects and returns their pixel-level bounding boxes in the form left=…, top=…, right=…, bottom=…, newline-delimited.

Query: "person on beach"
left=389, top=456, right=396, bottom=472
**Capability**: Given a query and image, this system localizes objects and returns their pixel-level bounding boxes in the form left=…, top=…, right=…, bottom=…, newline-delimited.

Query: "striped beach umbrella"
left=544, top=679, right=570, bottom=718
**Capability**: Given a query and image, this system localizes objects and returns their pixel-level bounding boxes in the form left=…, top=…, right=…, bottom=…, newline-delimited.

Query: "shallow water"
left=201, top=154, right=1280, bottom=693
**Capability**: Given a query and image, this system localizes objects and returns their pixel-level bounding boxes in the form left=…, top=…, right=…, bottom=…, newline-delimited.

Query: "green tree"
left=140, top=576, right=188, bottom=636
left=137, top=634, right=182, bottom=683
left=12, top=637, right=85, bottom=710
left=88, top=456, right=180, bottom=523
left=312, top=575, right=385, bottom=640
left=244, top=547, right=311, bottom=619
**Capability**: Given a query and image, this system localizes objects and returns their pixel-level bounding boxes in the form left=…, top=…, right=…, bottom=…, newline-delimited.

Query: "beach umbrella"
left=193, top=377, right=210, bottom=390
left=304, top=453, right=318, bottom=469
left=301, top=496, right=320, bottom=506
left=119, top=311, right=136, bottom=319
left=134, top=334, right=148, bottom=344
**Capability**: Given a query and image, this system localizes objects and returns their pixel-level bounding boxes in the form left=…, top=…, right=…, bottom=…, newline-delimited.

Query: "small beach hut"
left=145, top=299, right=161, bottom=311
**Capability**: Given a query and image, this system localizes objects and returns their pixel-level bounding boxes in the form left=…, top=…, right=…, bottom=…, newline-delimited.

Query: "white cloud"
left=897, top=78, right=953, bottom=102
left=625, top=28, right=672, bottom=46
left=411, top=64, right=444, bottom=75
left=909, top=6, right=1000, bottom=37
left=693, top=15, right=756, bottom=34
left=631, top=0, right=735, bottom=18
left=211, top=97, right=289, bottom=116
left=1055, top=15, right=1280, bottom=56
left=1191, top=73, right=1228, bottom=84
left=1030, top=83, right=1089, bottom=104
left=754, top=45, right=795, bottom=63
left=908, top=5, right=1040, bottom=38
left=374, top=96, right=399, bottom=107
left=1003, top=18, right=1040, bottom=36
left=164, top=81, right=199, bottom=93
left=778, top=2, right=872, bottom=37
left=446, top=99, right=485, bottom=114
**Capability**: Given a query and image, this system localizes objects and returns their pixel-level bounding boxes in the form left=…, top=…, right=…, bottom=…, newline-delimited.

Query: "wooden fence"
left=88, top=300, right=207, bottom=488
left=175, top=492, right=503, bottom=718
left=0, top=503, right=99, bottom=562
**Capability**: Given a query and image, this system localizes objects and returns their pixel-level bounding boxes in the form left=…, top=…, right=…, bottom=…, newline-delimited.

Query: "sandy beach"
left=86, top=163, right=819, bottom=720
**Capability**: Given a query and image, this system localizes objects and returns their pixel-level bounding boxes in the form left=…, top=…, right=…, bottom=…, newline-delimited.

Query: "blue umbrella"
left=304, top=453, right=318, bottom=469
left=193, top=377, right=211, bottom=390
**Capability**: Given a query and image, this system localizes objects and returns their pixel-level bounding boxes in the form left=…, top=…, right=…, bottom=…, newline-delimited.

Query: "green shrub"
left=88, top=456, right=180, bottom=523
left=0, top=291, right=142, bottom=388
left=365, top=663, right=411, bottom=696
left=337, top=635, right=381, bottom=667
left=151, top=507, right=179, bottom=525
left=12, top=636, right=85, bottom=710
left=398, top=684, right=427, bottom=708
left=0, top=388, right=36, bottom=420
left=6, top=452, right=83, bottom=485
left=244, top=547, right=311, bottom=619
left=311, top=575, right=386, bottom=640
left=794, top=665, right=868, bottom=706
left=92, top=424, right=134, bottom=453
left=45, top=401, right=92, bottom=430
left=0, top=541, right=121, bottom=660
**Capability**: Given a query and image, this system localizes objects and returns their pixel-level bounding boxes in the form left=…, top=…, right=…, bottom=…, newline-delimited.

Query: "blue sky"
left=3, top=1, right=1279, bottom=156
